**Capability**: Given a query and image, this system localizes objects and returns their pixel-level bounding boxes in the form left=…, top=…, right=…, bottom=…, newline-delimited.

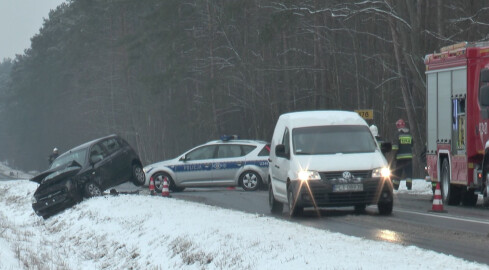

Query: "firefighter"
left=369, top=125, right=384, bottom=145
left=48, top=148, right=59, bottom=165
left=392, top=119, right=413, bottom=190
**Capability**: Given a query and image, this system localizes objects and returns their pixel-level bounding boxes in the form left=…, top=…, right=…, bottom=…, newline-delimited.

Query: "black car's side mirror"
left=381, top=142, right=392, bottom=154
left=275, top=144, right=289, bottom=159
left=90, top=155, right=103, bottom=164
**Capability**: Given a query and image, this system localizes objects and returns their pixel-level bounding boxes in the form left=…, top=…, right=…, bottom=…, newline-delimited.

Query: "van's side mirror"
left=481, top=69, right=489, bottom=83
left=275, top=144, right=289, bottom=159
left=480, top=85, right=489, bottom=107
left=380, top=142, right=392, bottom=154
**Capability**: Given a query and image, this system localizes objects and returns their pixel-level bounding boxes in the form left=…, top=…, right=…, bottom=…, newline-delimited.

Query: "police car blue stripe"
left=166, top=160, right=269, bottom=172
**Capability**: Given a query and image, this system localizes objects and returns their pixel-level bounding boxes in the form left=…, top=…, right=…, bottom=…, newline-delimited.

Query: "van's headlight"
left=143, top=167, right=153, bottom=174
left=372, top=167, right=390, bottom=178
left=297, top=171, right=321, bottom=181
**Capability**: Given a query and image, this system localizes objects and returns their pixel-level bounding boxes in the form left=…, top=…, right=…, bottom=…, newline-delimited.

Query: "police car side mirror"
left=480, top=85, right=489, bottom=107
left=481, top=69, right=489, bottom=83
left=380, top=142, right=392, bottom=154
left=275, top=144, right=289, bottom=159
left=179, top=155, right=188, bottom=162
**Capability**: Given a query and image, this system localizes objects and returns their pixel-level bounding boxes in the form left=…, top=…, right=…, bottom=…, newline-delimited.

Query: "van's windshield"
left=292, top=125, right=377, bottom=155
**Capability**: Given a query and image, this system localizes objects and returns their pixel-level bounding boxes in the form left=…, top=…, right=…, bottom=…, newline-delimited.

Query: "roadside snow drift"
left=0, top=180, right=487, bottom=270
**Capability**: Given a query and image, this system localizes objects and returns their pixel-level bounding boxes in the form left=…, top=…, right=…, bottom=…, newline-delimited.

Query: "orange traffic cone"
left=161, top=177, right=171, bottom=197
left=429, top=183, right=447, bottom=213
left=149, top=177, right=155, bottom=196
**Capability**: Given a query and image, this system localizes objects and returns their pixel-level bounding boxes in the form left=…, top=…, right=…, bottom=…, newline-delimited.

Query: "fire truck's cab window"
left=452, top=98, right=466, bottom=153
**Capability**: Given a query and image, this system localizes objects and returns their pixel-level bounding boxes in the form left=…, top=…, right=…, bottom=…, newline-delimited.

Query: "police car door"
left=213, top=144, right=244, bottom=185
left=176, top=145, right=217, bottom=186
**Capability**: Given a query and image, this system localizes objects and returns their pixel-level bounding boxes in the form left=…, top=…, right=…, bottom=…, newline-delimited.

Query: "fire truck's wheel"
left=440, top=159, right=462, bottom=205
left=462, top=189, right=478, bottom=207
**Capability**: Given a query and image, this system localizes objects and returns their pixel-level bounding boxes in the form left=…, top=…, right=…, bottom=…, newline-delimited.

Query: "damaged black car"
left=30, top=134, right=145, bottom=219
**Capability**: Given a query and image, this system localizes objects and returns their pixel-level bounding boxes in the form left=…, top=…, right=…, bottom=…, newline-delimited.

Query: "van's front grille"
left=319, top=170, right=371, bottom=180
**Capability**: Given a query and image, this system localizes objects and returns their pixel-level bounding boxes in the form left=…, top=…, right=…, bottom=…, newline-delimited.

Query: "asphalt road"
left=126, top=185, right=489, bottom=265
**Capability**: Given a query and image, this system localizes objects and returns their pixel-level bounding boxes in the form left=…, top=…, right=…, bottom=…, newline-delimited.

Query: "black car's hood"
left=30, top=161, right=82, bottom=185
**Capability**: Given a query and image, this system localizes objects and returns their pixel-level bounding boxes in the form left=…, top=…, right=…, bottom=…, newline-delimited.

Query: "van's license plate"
left=333, top=184, right=363, bottom=192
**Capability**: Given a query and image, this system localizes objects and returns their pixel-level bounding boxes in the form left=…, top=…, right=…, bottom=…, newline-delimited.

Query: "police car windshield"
left=50, top=148, right=88, bottom=169
left=293, top=125, right=377, bottom=155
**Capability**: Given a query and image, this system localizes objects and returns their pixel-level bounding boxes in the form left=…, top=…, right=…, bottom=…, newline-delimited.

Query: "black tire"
left=287, top=187, right=303, bottom=217
left=132, top=164, right=145, bottom=186
left=240, top=171, right=261, bottom=191
left=483, top=187, right=489, bottom=207
left=462, top=189, right=478, bottom=207
left=406, top=181, right=412, bottom=190
left=378, top=201, right=393, bottom=215
left=354, top=204, right=366, bottom=214
left=152, top=172, right=185, bottom=193
left=84, top=181, right=102, bottom=198
left=440, top=159, right=462, bottom=205
left=269, top=180, right=283, bottom=214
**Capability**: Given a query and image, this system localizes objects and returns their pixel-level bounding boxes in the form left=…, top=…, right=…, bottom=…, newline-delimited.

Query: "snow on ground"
left=0, top=162, right=33, bottom=179
left=0, top=179, right=488, bottom=270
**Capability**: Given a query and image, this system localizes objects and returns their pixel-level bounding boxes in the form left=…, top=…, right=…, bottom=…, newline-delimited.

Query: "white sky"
left=0, top=161, right=487, bottom=269
left=0, top=0, right=66, bottom=60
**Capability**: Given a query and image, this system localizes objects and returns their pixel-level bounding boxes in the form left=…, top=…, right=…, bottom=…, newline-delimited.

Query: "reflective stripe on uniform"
left=396, top=153, right=413, bottom=159
left=406, top=178, right=412, bottom=183
left=392, top=145, right=399, bottom=150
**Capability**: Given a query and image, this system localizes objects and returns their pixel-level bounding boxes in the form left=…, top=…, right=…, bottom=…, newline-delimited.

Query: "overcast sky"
left=0, top=0, right=66, bottom=60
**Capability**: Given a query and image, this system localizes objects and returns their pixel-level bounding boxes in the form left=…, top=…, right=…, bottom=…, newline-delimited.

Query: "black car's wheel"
left=84, top=181, right=102, bottom=197
left=152, top=172, right=185, bottom=193
left=132, top=164, right=145, bottom=186
left=287, top=187, right=303, bottom=217
left=269, top=180, right=283, bottom=214
left=240, top=171, right=261, bottom=191
left=378, top=200, right=393, bottom=215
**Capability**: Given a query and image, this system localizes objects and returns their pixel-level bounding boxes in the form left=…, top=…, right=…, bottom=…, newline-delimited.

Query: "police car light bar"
left=220, top=134, right=239, bottom=141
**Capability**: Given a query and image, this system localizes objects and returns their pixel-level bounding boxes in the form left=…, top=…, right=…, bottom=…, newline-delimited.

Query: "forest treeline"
left=1, top=0, right=489, bottom=173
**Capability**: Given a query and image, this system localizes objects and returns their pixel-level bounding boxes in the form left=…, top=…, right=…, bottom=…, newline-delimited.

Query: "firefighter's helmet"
left=396, top=119, right=406, bottom=129
left=369, top=125, right=378, bottom=137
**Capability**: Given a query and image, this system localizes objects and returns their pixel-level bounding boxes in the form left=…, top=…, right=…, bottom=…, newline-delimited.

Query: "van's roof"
left=279, top=110, right=367, bottom=128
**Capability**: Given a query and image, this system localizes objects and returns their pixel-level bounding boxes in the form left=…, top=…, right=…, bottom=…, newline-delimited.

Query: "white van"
left=268, top=111, right=393, bottom=217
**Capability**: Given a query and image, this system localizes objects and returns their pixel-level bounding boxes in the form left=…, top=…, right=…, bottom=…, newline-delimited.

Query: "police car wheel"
left=240, top=171, right=261, bottom=191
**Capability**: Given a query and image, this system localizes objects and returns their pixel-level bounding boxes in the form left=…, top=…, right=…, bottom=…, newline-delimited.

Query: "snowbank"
left=0, top=180, right=487, bottom=270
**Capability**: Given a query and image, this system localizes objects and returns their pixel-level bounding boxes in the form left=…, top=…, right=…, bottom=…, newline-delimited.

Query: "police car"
left=143, top=136, right=270, bottom=192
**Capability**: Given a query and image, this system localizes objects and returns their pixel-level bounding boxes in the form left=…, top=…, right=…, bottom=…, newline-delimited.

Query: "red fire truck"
left=425, top=42, right=489, bottom=207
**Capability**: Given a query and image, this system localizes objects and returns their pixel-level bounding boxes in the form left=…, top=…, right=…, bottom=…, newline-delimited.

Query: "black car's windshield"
left=50, top=148, right=88, bottom=169
left=293, top=125, right=377, bottom=155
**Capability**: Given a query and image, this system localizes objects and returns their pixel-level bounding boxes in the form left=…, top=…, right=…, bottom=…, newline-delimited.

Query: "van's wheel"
left=440, top=159, right=462, bottom=205
left=84, top=182, right=102, bottom=197
left=132, top=164, right=145, bottom=186
left=240, top=171, right=261, bottom=191
left=354, top=204, right=366, bottom=214
left=152, top=172, right=185, bottom=193
left=269, top=180, right=283, bottom=214
left=378, top=200, right=393, bottom=215
left=287, top=187, right=303, bottom=217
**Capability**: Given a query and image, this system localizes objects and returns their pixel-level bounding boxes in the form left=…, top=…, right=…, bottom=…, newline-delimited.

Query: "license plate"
left=333, top=184, right=363, bottom=192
